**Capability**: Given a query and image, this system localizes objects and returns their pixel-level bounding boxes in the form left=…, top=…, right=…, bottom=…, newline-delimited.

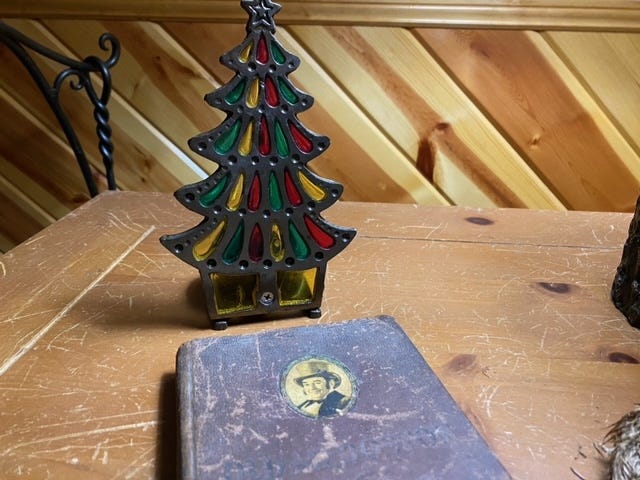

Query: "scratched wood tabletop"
left=0, top=191, right=639, bottom=479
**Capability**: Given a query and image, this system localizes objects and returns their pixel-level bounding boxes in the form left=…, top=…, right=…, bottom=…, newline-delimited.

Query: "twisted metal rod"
left=0, top=21, right=120, bottom=197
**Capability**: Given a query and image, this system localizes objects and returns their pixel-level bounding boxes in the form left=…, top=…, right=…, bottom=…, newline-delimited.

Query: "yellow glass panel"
left=212, top=273, right=258, bottom=315
left=239, top=121, right=254, bottom=156
left=240, top=43, right=252, bottom=63
left=270, top=223, right=285, bottom=262
left=193, top=220, right=227, bottom=261
left=227, top=173, right=245, bottom=211
left=278, top=268, right=317, bottom=306
left=247, top=79, right=260, bottom=108
left=298, top=171, right=326, bottom=201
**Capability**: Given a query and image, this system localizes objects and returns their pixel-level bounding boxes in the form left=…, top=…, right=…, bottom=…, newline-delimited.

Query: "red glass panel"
left=304, top=215, right=335, bottom=249
left=259, top=116, right=271, bottom=155
left=248, top=172, right=262, bottom=211
left=284, top=169, right=303, bottom=206
left=249, top=224, right=264, bottom=262
left=265, top=76, right=279, bottom=107
left=257, top=35, right=269, bottom=64
left=289, top=121, right=313, bottom=153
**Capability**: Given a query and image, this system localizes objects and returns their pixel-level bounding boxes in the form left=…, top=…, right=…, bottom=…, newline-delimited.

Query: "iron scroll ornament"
left=0, top=21, right=120, bottom=197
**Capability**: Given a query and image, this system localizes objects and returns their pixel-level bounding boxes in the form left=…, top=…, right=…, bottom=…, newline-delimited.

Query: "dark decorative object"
left=0, top=21, right=120, bottom=197
left=611, top=197, right=640, bottom=329
left=161, top=0, right=356, bottom=329
left=176, top=316, right=512, bottom=479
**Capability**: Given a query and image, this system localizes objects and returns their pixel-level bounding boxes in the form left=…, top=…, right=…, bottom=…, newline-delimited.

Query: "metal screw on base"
left=260, top=292, right=275, bottom=305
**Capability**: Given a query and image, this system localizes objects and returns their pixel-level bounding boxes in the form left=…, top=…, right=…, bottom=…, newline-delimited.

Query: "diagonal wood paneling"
left=2, top=2, right=640, bottom=252
left=3, top=1, right=640, bottom=31
left=288, top=25, right=563, bottom=209
left=416, top=28, right=640, bottom=211
left=545, top=31, right=640, bottom=157
left=0, top=165, right=55, bottom=250
left=0, top=87, right=90, bottom=210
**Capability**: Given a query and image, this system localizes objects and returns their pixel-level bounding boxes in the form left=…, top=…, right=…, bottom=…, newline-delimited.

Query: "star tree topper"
left=243, top=0, right=281, bottom=32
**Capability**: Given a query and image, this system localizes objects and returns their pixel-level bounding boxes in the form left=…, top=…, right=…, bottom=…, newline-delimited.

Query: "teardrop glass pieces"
left=249, top=223, right=264, bottom=262
left=289, top=121, right=313, bottom=153
left=248, top=172, right=262, bottom=212
left=284, top=169, right=303, bottom=206
left=304, top=215, right=335, bottom=249
left=259, top=116, right=271, bottom=156
left=257, top=34, right=269, bottom=64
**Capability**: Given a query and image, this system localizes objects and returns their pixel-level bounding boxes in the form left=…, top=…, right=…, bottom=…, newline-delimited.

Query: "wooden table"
left=1, top=191, right=639, bottom=479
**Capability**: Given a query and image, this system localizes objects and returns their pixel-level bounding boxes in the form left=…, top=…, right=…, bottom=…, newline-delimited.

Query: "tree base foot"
left=212, top=320, right=229, bottom=331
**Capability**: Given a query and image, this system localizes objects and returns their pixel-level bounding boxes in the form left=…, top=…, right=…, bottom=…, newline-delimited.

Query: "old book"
left=177, top=315, right=511, bottom=479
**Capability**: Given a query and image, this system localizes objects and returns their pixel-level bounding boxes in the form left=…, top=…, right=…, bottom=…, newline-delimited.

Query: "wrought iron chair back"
left=0, top=21, right=120, bottom=197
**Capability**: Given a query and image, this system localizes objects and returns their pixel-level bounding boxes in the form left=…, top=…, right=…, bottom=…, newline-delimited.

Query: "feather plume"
left=597, top=405, right=640, bottom=480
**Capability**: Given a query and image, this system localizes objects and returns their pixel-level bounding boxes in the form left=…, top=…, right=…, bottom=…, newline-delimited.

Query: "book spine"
left=177, top=342, right=196, bottom=480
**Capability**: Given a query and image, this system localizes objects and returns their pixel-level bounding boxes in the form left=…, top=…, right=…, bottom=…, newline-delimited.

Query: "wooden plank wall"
left=1, top=0, right=640, bottom=252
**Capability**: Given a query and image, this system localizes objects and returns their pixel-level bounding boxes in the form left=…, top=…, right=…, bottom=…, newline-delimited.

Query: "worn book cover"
left=177, top=315, right=511, bottom=479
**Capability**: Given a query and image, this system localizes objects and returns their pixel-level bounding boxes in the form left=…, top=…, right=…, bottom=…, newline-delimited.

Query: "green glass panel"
left=200, top=174, right=230, bottom=207
left=274, top=120, right=290, bottom=157
left=225, top=79, right=246, bottom=105
left=222, top=221, right=245, bottom=264
left=288, top=221, right=310, bottom=260
left=271, top=41, right=286, bottom=64
left=214, top=120, right=242, bottom=155
left=269, top=172, right=283, bottom=212
left=278, top=78, right=299, bottom=104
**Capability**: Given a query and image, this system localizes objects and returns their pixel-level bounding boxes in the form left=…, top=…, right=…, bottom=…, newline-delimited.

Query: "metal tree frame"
left=0, top=21, right=120, bottom=197
left=160, top=0, right=356, bottom=329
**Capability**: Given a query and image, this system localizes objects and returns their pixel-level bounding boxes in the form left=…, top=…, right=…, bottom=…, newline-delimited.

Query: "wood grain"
left=0, top=172, right=52, bottom=251
left=545, top=31, right=640, bottom=157
left=289, top=25, right=564, bottom=209
left=2, top=1, right=640, bottom=31
left=0, top=88, right=93, bottom=209
left=0, top=192, right=638, bottom=479
left=2, top=14, right=640, bottom=252
left=0, top=154, right=70, bottom=224
left=0, top=195, right=157, bottom=373
left=416, top=28, right=640, bottom=212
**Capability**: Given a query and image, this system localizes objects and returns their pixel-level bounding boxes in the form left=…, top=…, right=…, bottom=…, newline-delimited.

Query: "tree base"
left=209, top=307, right=322, bottom=330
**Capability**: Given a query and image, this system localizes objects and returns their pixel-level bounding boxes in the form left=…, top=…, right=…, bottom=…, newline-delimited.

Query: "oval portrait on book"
left=281, top=356, right=357, bottom=419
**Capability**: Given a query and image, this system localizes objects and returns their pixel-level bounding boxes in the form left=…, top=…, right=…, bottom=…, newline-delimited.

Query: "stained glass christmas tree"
left=160, top=0, right=356, bottom=329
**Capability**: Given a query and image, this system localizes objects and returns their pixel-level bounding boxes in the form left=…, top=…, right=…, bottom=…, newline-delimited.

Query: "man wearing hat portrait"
left=293, top=360, right=350, bottom=418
